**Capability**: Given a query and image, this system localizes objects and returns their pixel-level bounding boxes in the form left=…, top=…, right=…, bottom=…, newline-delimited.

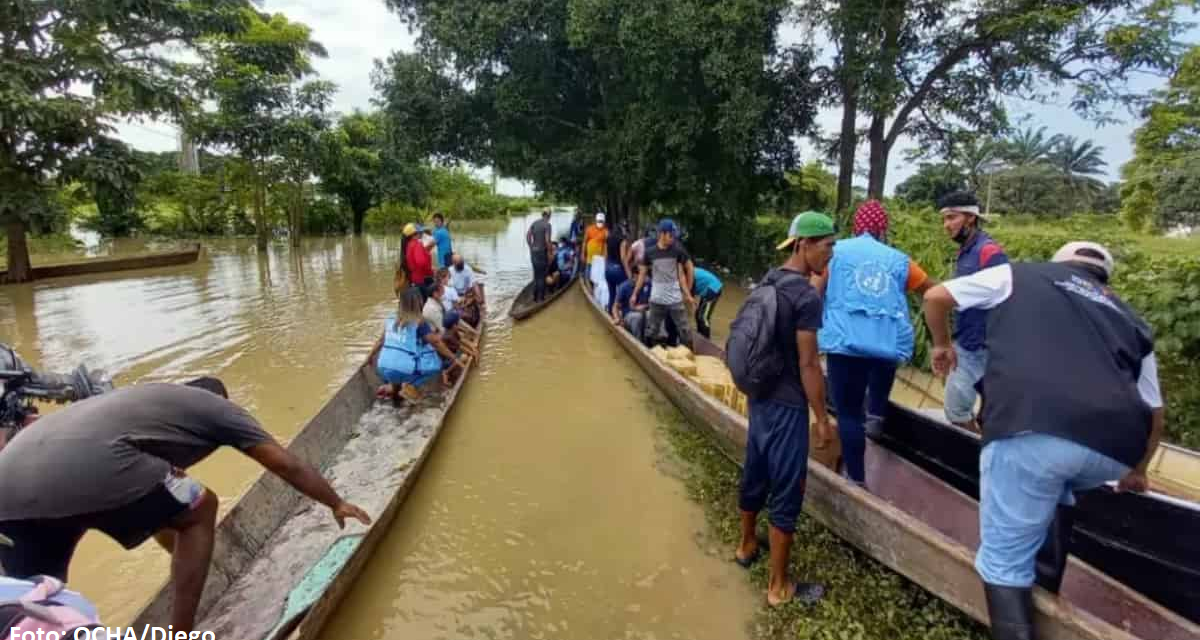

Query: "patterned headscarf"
left=853, top=200, right=889, bottom=237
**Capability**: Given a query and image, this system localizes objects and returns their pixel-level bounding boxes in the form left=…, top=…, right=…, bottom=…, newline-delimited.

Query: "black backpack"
left=725, top=271, right=801, bottom=399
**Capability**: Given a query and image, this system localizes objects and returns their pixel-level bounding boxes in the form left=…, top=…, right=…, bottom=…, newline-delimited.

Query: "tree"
left=377, top=0, right=819, bottom=237
left=76, top=138, right=144, bottom=237
left=317, top=111, right=384, bottom=235
left=813, top=0, right=1191, bottom=203
left=1121, top=45, right=1200, bottom=230
left=0, top=0, right=250, bottom=281
left=895, top=163, right=967, bottom=207
left=187, top=10, right=330, bottom=249
left=1050, top=136, right=1108, bottom=210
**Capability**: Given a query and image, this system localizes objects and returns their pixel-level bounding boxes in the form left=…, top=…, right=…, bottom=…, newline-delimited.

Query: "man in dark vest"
left=937, top=191, right=1008, bottom=432
left=921, top=242, right=1165, bottom=640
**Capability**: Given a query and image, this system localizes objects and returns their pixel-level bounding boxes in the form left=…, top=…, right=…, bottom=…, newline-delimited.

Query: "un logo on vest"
left=853, top=261, right=891, bottom=298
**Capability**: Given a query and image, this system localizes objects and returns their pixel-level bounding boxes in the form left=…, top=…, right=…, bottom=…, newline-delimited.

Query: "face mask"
left=454, top=263, right=465, bottom=272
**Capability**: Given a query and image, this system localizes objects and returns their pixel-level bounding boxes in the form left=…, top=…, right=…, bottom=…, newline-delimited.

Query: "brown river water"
left=0, top=213, right=756, bottom=639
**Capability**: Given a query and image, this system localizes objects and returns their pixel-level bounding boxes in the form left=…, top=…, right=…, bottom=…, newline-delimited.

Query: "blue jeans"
left=976, top=433, right=1129, bottom=587
left=826, top=354, right=898, bottom=483
left=738, top=399, right=810, bottom=534
left=944, top=342, right=987, bottom=424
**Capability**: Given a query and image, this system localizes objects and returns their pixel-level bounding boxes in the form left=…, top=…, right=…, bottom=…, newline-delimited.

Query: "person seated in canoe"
left=372, top=286, right=471, bottom=401
left=425, top=277, right=479, bottom=360
left=0, top=377, right=372, bottom=634
left=611, top=276, right=651, bottom=341
left=449, top=253, right=485, bottom=307
left=554, top=236, right=576, bottom=284
left=436, top=268, right=482, bottom=352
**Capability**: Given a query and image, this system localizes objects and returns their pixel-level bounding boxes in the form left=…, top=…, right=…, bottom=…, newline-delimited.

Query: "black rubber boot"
left=984, top=583, right=1036, bottom=640
left=1034, top=504, right=1075, bottom=594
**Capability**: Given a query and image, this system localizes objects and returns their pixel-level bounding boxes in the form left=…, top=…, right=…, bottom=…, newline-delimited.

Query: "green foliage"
left=76, top=138, right=145, bottom=236
left=1122, top=45, right=1200, bottom=232
left=894, top=164, right=967, bottom=208
left=377, top=0, right=819, bottom=226
left=363, top=166, right=542, bottom=232
left=0, top=0, right=253, bottom=278
left=316, top=111, right=387, bottom=235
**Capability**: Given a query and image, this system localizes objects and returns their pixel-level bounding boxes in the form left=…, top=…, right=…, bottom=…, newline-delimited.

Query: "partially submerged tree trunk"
left=4, top=219, right=32, bottom=283
left=352, top=206, right=366, bottom=235
left=290, top=182, right=302, bottom=247
left=254, top=166, right=269, bottom=250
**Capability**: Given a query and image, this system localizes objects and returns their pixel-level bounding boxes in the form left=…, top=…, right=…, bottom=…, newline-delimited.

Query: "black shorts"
left=0, top=474, right=203, bottom=581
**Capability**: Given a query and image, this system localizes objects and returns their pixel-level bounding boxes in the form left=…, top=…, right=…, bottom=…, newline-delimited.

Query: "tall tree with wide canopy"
left=0, top=0, right=252, bottom=281
left=316, top=111, right=384, bottom=236
left=377, top=0, right=819, bottom=231
left=186, top=10, right=330, bottom=249
left=812, top=0, right=1193, bottom=207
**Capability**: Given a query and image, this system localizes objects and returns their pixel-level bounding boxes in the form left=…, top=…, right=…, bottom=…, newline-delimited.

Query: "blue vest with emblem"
left=377, top=315, right=442, bottom=377
left=817, top=234, right=913, bottom=362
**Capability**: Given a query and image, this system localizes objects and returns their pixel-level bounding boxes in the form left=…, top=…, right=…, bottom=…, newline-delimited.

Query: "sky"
left=114, top=0, right=1197, bottom=198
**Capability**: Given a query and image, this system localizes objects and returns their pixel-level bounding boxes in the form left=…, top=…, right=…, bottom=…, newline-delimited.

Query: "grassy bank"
left=652, top=403, right=987, bottom=640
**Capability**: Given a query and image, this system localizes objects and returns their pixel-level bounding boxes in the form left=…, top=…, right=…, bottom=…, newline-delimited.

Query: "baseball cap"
left=657, top=218, right=678, bottom=235
left=595, top=212, right=606, bottom=223
left=1052, top=241, right=1115, bottom=278
left=776, top=211, right=835, bottom=251
left=402, top=222, right=417, bottom=237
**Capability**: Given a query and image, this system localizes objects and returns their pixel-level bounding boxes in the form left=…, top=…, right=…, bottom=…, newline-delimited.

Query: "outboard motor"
left=0, top=344, right=113, bottom=439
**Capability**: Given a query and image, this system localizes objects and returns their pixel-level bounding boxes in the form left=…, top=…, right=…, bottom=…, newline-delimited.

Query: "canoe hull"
left=509, top=271, right=579, bottom=320
left=579, top=277, right=1197, bottom=640
left=875, top=403, right=1200, bottom=623
left=131, top=295, right=485, bottom=640
left=0, top=244, right=202, bottom=283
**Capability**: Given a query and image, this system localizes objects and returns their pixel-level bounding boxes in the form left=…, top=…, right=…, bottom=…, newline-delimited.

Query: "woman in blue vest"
left=816, top=201, right=936, bottom=486
left=371, top=286, right=470, bottom=401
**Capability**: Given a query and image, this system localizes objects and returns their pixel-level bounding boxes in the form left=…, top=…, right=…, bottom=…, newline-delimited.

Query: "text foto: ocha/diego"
left=9, top=627, right=216, bottom=640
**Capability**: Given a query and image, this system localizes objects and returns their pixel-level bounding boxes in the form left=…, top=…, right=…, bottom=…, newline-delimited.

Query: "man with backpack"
left=725, top=211, right=836, bottom=607
left=937, top=191, right=1008, bottom=432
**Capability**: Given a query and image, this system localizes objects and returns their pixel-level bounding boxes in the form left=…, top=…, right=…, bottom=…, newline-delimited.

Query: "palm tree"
left=1002, top=126, right=1060, bottom=167
left=1051, top=136, right=1108, bottom=210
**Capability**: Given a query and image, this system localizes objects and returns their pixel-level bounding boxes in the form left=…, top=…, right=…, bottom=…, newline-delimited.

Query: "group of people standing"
left=531, top=209, right=723, bottom=346
left=726, top=194, right=1164, bottom=640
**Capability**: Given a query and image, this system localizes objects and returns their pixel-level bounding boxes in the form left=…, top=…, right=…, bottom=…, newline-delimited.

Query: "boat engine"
left=0, top=344, right=114, bottom=442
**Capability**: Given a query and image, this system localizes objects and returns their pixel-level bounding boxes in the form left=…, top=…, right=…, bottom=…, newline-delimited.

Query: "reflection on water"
left=0, top=212, right=753, bottom=638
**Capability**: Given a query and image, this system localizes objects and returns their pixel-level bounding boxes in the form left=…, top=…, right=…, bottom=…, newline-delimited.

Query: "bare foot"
left=767, top=581, right=824, bottom=607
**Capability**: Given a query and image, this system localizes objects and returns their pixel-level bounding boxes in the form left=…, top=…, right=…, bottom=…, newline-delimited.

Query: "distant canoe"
left=0, top=244, right=202, bottom=283
left=130, top=292, right=485, bottom=640
left=579, top=276, right=1198, bottom=640
left=509, top=270, right=578, bottom=320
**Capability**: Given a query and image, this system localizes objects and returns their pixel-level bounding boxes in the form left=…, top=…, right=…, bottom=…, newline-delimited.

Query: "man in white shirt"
left=922, top=241, right=1163, bottom=640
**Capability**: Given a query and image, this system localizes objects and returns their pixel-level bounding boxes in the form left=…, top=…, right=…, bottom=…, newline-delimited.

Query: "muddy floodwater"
left=0, top=213, right=754, bottom=639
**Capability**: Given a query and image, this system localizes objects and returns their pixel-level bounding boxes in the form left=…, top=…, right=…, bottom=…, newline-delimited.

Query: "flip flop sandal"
left=733, top=545, right=763, bottom=569
left=784, top=582, right=825, bottom=606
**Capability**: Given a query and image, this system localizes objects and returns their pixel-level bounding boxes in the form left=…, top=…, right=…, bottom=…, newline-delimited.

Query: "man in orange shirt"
left=584, top=212, right=610, bottom=309
left=815, top=200, right=936, bottom=488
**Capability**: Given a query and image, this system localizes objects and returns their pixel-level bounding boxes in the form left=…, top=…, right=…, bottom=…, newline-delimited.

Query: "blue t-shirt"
left=433, top=226, right=453, bottom=264
left=557, top=246, right=576, bottom=272
left=616, top=279, right=651, bottom=316
left=692, top=267, right=722, bottom=298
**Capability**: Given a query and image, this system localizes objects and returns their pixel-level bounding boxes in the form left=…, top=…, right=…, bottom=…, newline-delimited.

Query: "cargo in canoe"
left=579, top=277, right=1198, bottom=640
left=130, top=297, right=485, bottom=640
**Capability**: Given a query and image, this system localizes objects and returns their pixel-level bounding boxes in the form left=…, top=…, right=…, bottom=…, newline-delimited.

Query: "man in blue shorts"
left=732, top=212, right=835, bottom=607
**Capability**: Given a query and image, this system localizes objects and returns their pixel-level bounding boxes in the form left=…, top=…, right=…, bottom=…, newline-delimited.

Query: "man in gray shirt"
left=631, top=218, right=696, bottom=347
left=0, top=377, right=371, bottom=633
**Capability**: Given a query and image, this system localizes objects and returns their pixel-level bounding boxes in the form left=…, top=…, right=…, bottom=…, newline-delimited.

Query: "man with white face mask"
left=584, top=211, right=610, bottom=310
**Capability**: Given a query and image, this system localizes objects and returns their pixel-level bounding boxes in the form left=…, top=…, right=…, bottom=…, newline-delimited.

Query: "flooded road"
left=0, top=213, right=753, bottom=638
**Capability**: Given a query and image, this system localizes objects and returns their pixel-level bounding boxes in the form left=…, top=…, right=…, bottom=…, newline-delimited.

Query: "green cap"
left=777, top=211, right=835, bottom=250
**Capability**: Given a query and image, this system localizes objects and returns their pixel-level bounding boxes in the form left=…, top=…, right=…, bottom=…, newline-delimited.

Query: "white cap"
left=595, top=212, right=606, bottom=222
left=1052, top=241, right=1114, bottom=277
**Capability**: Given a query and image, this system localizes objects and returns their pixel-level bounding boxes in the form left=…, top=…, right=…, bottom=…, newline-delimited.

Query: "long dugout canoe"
left=509, top=270, right=579, bottom=320
left=130, top=298, right=485, bottom=640
left=578, top=277, right=1198, bottom=640
left=0, top=244, right=202, bottom=283
left=873, top=402, right=1200, bottom=623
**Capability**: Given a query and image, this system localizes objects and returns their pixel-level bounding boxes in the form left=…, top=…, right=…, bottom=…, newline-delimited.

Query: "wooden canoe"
left=578, top=277, right=1198, bottom=640
left=0, top=244, right=202, bottom=283
left=509, top=271, right=578, bottom=320
left=874, top=404, right=1200, bottom=623
left=129, top=293, right=486, bottom=640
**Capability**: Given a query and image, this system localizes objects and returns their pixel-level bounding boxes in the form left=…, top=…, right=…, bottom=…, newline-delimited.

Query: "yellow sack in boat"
left=666, top=345, right=694, bottom=361
left=693, top=355, right=731, bottom=381
left=668, top=358, right=697, bottom=377
left=650, top=346, right=670, bottom=362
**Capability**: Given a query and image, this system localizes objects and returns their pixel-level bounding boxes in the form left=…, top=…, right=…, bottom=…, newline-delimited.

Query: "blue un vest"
left=377, top=316, right=442, bottom=377
left=817, top=234, right=913, bottom=362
